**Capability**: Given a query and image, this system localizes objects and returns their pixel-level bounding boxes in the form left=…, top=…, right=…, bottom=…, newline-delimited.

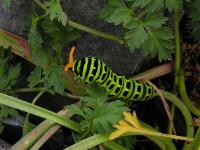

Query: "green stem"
left=191, top=127, right=200, bottom=150
left=12, top=109, right=69, bottom=150
left=161, top=90, right=194, bottom=150
left=33, top=0, right=124, bottom=45
left=64, top=134, right=108, bottom=150
left=67, top=20, right=124, bottom=44
left=9, top=87, right=47, bottom=93
left=169, top=10, right=181, bottom=138
left=23, top=90, right=45, bottom=135
left=32, top=90, right=45, bottom=104
left=179, top=70, right=200, bottom=116
left=9, top=87, right=82, bottom=100
left=103, top=141, right=128, bottom=150
left=33, top=0, right=46, bottom=10
left=168, top=104, right=175, bottom=134
left=30, top=124, right=60, bottom=150
left=174, top=11, right=181, bottom=92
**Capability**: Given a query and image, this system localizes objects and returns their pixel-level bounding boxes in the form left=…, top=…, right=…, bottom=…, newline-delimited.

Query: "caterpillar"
left=64, top=47, right=157, bottom=101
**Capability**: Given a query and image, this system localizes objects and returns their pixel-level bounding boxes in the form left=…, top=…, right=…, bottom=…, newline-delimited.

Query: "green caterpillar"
left=71, top=57, right=157, bottom=100
left=64, top=47, right=157, bottom=100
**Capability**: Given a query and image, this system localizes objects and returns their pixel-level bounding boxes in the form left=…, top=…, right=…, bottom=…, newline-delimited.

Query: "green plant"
left=67, top=86, right=129, bottom=134
left=0, top=49, right=19, bottom=134
left=0, top=0, right=200, bottom=149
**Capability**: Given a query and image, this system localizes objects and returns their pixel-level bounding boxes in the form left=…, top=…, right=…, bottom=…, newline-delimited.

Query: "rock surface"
left=0, top=0, right=32, bottom=37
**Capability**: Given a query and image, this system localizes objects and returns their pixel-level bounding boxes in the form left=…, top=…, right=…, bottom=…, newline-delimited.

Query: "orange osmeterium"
left=64, top=46, right=75, bottom=72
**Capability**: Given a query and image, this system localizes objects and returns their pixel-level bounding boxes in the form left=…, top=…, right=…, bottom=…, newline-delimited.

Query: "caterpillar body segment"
left=71, top=57, right=157, bottom=101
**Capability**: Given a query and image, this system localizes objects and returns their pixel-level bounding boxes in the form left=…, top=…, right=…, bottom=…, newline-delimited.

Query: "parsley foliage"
left=0, top=54, right=21, bottom=92
left=131, top=0, right=182, bottom=12
left=43, top=65, right=65, bottom=95
left=100, top=0, right=132, bottom=26
left=187, top=0, right=200, bottom=43
left=42, top=19, right=80, bottom=51
left=28, top=15, right=43, bottom=51
left=100, top=0, right=176, bottom=61
left=67, top=86, right=129, bottom=134
left=27, top=65, right=65, bottom=95
left=44, top=0, right=68, bottom=26
left=0, top=50, right=19, bottom=134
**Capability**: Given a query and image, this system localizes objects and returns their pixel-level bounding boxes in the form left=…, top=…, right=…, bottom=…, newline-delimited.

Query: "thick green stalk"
left=161, top=90, right=194, bottom=150
left=191, top=127, right=200, bottom=150
left=174, top=11, right=181, bottom=92
left=12, top=109, right=69, bottom=150
left=179, top=70, right=200, bottom=116
left=30, top=124, right=61, bottom=150
left=168, top=11, right=181, bottom=135
left=64, top=134, right=108, bottom=150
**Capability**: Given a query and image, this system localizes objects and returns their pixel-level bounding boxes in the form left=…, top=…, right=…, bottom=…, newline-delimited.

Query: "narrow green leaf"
left=191, top=127, right=200, bottom=150
left=64, top=134, right=108, bottom=150
left=0, top=93, right=81, bottom=132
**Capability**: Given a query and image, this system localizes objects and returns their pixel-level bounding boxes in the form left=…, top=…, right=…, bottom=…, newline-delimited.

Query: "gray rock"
left=62, top=0, right=149, bottom=76
left=0, top=0, right=32, bottom=37
left=0, top=139, right=11, bottom=150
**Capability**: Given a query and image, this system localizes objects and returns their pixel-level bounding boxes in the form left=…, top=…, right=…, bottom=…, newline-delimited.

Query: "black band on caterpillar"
left=72, top=57, right=157, bottom=100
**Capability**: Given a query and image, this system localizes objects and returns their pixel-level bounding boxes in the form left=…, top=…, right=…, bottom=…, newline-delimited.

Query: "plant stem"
left=11, top=109, right=69, bottom=150
left=67, top=20, right=124, bottom=44
left=33, top=0, right=125, bottom=45
left=64, top=134, right=108, bottom=150
left=23, top=90, right=45, bottom=135
left=33, top=90, right=45, bottom=104
left=179, top=70, right=200, bottom=116
left=30, top=124, right=60, bottom=150
left=33, top=0, right=46, bottom=10
left=161, top=90, right=194, bottom=150
left=168, top=11, right=181, bottom=136
left=174, top=11, right=181, bottom=93
left=9, top=87, right=47, bottom=93
left=63, top=92, right=82, bottom=100
left=168, top=104, right=175, bottom=134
